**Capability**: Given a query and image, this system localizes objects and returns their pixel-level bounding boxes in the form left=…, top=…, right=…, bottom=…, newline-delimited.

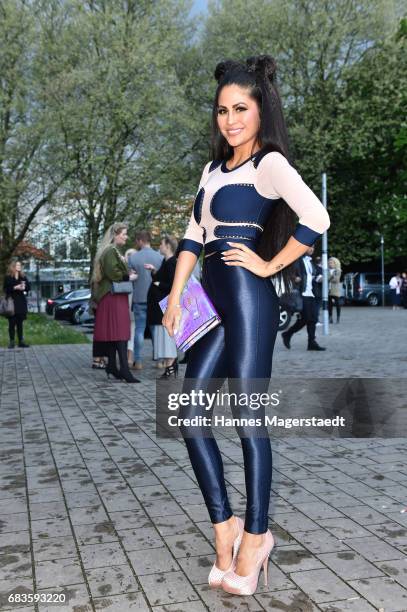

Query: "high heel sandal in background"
left=208, top=516, right=244, bottom=588
left=221, top=529, right=274, bottom=595
left=159, top=357, right=178, bottom=378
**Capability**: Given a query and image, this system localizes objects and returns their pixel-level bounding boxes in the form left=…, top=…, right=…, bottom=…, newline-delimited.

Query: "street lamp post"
left=380, top=235, right=385, bottom=307
left=321, top=172, right=329, bottom=335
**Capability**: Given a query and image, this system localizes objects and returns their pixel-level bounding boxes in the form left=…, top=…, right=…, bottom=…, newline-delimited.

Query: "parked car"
left=344, top=272, right=395, bottom=306
left=75, top=301, right=95, bottom=325
left=53, top=289, right=91, bottom=323
left=46, top=290, right=72, bottom=315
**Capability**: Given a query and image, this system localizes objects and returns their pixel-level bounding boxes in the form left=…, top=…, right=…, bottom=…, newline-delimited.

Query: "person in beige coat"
left=328, top=257, right=342, bottom=323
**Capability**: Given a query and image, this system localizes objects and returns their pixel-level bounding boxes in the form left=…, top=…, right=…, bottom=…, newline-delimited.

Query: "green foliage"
left=0, top=0, right=405, bottom=278
left=0, top=313, right=90, bottom=346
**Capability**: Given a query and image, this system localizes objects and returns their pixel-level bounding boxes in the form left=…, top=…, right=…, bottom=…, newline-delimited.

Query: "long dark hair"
left=211, top=55, right=297, bottom=293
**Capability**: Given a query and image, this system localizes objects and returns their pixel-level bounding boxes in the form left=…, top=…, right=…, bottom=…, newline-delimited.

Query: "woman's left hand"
left=221, top=242, right=270, bottom=278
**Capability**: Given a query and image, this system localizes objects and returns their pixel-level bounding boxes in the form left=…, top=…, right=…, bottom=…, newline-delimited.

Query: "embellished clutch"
left=159, top=275, right=221, bottom=352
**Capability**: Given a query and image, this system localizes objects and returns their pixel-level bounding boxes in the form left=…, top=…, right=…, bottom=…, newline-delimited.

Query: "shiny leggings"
left=178, top=248, right=280, bottom=534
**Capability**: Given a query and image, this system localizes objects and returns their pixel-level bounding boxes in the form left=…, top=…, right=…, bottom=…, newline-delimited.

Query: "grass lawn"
left=0, top=313, right=90, bottom=347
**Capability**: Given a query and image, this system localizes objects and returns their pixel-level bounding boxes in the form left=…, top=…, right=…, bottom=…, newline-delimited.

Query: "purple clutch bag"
left=159, top=275, right=221, bottom=351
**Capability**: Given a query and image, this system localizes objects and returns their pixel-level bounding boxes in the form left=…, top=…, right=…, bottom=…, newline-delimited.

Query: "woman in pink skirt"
left=91, top=223, right=140, bottom=383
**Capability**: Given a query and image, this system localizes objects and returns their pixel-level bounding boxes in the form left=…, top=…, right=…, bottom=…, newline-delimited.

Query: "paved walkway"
left=1, top=307, right=407, bottom=611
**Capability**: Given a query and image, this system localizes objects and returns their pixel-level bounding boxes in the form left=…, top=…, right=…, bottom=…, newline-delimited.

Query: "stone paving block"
left=70, top=521, right=119, bottom=546
left=29, top=501, right=68, bottom=521
left=195, top=583, right=263, bottom=610
left=31, top=517, right=72, bottom=540
left=118, top=526, right=164, bottom=551
left=86, top=563, right=140, bottom=598
left=138, top=571, right=199, bottom=606
left=319, top=597, right=378, bottom=611
left=35, top=557, right=84, bottom=589
left=339, top=504, right=390, bottom=525
left=0, top=513, right=29, bottom=534
left=317, top=517, right=373, bottom=539
left=0, top=531, right=30, bottom=555
left=0, top=550, right=32, bottom=581
left=272, top=511, right=320, bottom=533
left=289, top=501, right=345, bottom=520
left=33, top=535, right=77, bottom=562
left=152, top=601, right=208, bottom=612
left=163, top=532, right=214, bottom=559
left=0, top=576, right=34, bottom=609
left=0, top=498, right=27, bottom=515
left=290, top=567, right=359, bottom=603
left=154, top=513, right=200, bottom=537
left=344, top=535, right=405, bottom=562
left=292, top=529, right=351, bottom=554
left=68, top=504, right=109, bottom=526
left=273, top=544, right=326, bottom=572
left=348, top=576, right=407, bottom=611
left=79, top=541, right=127, bottom=570
left=376, top=558, right=407, bottom=588
left=128, top=546, right=180, bottom=575
left=176, top=554, right=213, bottom=585
left=364, top=520, right=407, bottom=546
left=181, top=504, right=210, bottom=522
left=108, top=509, right=153, bottom=530
left=317, top=550, right=385, bottom=580
left=254, top=588, right=320, bottom=611
left=64, top=489, right=102, bottom=508
left=172, top=489, right=206, bottom=506
left=36, top=583, right=92, bottom=612
left=93, top=591, right=149, bottom=611
left=28, top=486, right=64, bottom=504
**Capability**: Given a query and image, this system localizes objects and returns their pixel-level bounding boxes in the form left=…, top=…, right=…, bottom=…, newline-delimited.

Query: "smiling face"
left=114, top=228, right=128, bottom=246
left=216, top=84, right=261, bottom=152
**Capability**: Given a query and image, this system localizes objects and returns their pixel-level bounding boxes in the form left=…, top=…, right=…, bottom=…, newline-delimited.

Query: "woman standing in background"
left=146, top=235, right=179, bottom=377
left=328, top=257, right=342, bottom=323
left=4, top=260, right=31, bottom=349
left=91, top=223, right=140, bottom=383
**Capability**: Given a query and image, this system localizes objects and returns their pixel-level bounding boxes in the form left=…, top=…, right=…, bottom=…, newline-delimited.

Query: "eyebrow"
left=217, top=102, right=248, bottom=109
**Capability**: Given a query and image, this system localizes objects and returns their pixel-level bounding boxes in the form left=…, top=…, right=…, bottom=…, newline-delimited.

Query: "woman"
left=163, top=55, right=330, bottom=595
left=4, top=260, right=31, bottom=349
left=328, top=257, right=342, bottom=323
left=91, top=223, right=140, bottom=383
left=146, top=235, right=178, bottom=377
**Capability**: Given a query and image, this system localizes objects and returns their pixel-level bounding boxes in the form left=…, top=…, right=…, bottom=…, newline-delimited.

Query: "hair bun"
left=246, top=55, right=277, bottom=83
left=214, top=60, right=241, bottom=83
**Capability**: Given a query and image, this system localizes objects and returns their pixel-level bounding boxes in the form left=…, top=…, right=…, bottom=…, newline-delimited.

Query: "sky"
left=190, top=0, right=208, bottom=17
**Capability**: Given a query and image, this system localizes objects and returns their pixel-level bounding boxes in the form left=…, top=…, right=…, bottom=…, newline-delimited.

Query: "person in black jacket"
left=146, top=235, right=179, bottom=377
left=3, top=260, right=31, bottom=349
left=281, top=246, right=326, bottom=351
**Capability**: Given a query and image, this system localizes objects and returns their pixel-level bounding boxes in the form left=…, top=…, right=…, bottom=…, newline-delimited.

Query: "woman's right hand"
left=162, top=303, right=182, bottom=336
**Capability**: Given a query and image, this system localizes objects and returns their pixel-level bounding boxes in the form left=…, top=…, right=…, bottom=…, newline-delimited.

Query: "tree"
left=0, top=0, right=74, bottom=287
left=196, top=0, right=404, bottom=265
left=37, top=0, right=198, bottom=269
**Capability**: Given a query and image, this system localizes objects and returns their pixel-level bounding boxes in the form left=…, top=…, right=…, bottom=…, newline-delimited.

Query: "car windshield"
left=69, top=289, right=90, bottom=299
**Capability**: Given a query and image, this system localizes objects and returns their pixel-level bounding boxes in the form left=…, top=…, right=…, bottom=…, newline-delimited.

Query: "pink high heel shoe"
left=208, top=516, right=244, bottom=588
left=221, top=529, right=274, bottom=595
